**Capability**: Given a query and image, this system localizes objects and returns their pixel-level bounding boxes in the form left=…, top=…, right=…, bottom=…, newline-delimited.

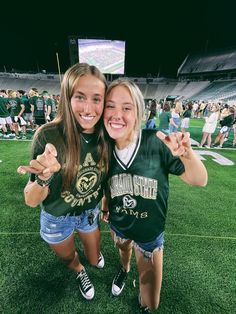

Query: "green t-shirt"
left=183, top=109, right=192, bottom=118
left=8, top=97, right=22, bottom=116
left=45, top=98, right=57, bottom=119
left=0, top=97, right=9, bottom=117
left=29, top=96, right=45, bottom=117
left=20, top=96, right=31, bottom=113
left=107, top=129, right=185, bottom=242
left=31, top=126, right=106, bottom=216
left=158, top=111, right=171, bottom=130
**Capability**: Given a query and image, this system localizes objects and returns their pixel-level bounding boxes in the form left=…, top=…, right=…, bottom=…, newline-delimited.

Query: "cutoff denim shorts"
left=40, top=205, right=100, bottom=244
left=109, top=223, right=164, bottom=260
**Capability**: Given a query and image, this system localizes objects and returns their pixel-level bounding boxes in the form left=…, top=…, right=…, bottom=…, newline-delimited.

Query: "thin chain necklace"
left=80, top=133, right=93, bottom=144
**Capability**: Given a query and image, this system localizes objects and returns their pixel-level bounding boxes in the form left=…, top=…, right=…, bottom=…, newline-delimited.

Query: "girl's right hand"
left=101, top=211, right=109, bottom=223
left=17, top=143, right=61, bottom=179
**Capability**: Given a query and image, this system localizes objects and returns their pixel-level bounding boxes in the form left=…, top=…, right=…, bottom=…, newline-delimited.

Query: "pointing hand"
left=17, top=143, right=61, bottom=179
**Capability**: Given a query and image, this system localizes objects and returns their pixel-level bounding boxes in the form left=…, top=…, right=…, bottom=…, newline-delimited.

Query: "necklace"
left=80, top=133, right=93, bottom=144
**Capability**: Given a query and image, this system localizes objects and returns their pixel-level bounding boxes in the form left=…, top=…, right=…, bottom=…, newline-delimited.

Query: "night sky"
left=1, top=0, right=236, bottom=77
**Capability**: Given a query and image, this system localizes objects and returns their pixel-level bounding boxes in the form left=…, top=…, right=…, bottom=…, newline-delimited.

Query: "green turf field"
left=0, top=121, right=235, bottom=313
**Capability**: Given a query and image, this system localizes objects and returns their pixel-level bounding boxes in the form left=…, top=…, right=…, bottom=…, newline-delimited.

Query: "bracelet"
left=101, top=210, right=108, bottom=213
left=35, top=174, right=54, bottom=187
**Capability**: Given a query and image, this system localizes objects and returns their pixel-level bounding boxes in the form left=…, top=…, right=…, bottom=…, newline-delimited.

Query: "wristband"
left=35, top=174, right=53, bottom=187
left=101, top=210, right=108, bottom=214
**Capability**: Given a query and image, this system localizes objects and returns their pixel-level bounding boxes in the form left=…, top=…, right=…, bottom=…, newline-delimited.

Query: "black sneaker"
left=111, top=266, right=128, bottom=296
left=138, top=294, right=151, bottom=313
left=96, top=252, right=105, bottom=269
left=138, top=306, right=151, bottom=313
left=76, top=268, right=94, bottom=300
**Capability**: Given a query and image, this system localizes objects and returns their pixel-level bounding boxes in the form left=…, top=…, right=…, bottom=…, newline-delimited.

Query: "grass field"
left=0, top=120, right=236, bottom=313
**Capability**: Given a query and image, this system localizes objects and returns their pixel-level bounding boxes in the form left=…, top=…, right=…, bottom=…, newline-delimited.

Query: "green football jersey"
left=107, top=129, right=185, bottom=242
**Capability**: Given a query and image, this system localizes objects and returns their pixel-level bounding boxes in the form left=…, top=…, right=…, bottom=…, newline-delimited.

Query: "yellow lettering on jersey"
left=83, top=153, right=96, bottom=167
left=61, top=189, right=100, bottom=207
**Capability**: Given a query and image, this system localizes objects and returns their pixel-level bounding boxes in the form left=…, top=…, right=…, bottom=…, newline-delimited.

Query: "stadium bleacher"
left=0, top=72, right=61, bottom=95
left=1, top=46, right=236, bottom=103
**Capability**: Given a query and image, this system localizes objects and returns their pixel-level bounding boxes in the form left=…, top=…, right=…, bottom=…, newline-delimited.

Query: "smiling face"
left=104, top=85, right=137, bottom=149
left=71, top=74, right=105, bottom=133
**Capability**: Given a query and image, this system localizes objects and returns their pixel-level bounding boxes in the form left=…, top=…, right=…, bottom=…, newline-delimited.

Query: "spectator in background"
left=232, top=116, right=236, bottom=147
left=156, top=101, right=162, bottom=118
left=219, top=104, right=229, bottom=125
left=198, top=101, right=206, bottom=118
left=146, top=99, right=157, bottom=129
left=52, top=94, right=60, bottom=111
left=169, top=104, right=181, bottom=133
left=18, top=90, right=34, bottom=132
left=203, top=102, right=210, bottom=118
left=29, top=88, right=46, bottom=129
left=212, top=106, right=235, bottom=148
left=158, top=102, right=171, bottom=134
left=42, top=91, right=57, bottom=122
left=181, top=102, right=192, bottom=133
left=174, top=100, right=183, bottom=115
left=8, top=90, right=27, bottom=139
left=0, top=90, right=13, bottom=138
left=199, top=103, right=220, bottom=148
left=192, top=102, right=199, bottom=118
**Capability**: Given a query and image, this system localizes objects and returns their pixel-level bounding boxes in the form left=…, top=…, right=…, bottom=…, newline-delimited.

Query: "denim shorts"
left=109, top=223, right=164, bottom=260
left=40, top=205, right=100, bottom=244
left=220, top=126, right=230, bottom=134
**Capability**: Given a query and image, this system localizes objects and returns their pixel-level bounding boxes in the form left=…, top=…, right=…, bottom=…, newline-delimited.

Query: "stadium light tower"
left=56, top=51, right=62, bottom=85
left=54, top=42, right=62, bottom=85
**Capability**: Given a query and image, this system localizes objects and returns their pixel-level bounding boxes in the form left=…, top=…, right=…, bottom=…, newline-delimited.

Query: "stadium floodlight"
left=56, top=52, right=62, bottom=85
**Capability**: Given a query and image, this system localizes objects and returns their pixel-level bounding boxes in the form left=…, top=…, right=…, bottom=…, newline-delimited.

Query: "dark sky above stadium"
left=1, top=0, right=236, bottom=77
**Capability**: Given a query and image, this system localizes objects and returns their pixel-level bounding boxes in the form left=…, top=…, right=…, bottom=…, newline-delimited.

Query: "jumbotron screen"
left=78, top=39, right=126, bottom=74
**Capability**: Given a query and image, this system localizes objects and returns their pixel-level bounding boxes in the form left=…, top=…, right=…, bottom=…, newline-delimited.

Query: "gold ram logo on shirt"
left=76, top=172, right=97, bottom=195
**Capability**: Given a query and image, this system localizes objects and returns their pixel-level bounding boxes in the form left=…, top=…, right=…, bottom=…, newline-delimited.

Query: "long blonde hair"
left=33, top=63, right=108, bottom=190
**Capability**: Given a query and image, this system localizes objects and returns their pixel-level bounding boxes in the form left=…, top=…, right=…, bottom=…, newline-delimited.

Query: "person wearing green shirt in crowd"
left=29, top=88, right=46, bottom=128
left=181, top=102, right=193, bottom=133
left=0, top=92, right=12, bottom=138
left=8, top=90, right=27, bottom=139
left=18, top=89, right=34, bottom=131
left=42, top=91, right=57, bottom=122
left=158, top=102, right=171, bottom=134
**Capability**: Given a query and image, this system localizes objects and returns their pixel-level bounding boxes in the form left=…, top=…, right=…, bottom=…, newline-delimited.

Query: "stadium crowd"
left=145, top=99, right=236, bottom=148
left=1, top=87, right=236, bottom=148
left=0, top=88, right=59, bottom=140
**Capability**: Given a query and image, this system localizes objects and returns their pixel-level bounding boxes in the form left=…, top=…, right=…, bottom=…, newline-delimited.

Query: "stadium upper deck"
left=2, top=46, right=236, bottom=103
left=178, top=46, right=236, bottom=81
